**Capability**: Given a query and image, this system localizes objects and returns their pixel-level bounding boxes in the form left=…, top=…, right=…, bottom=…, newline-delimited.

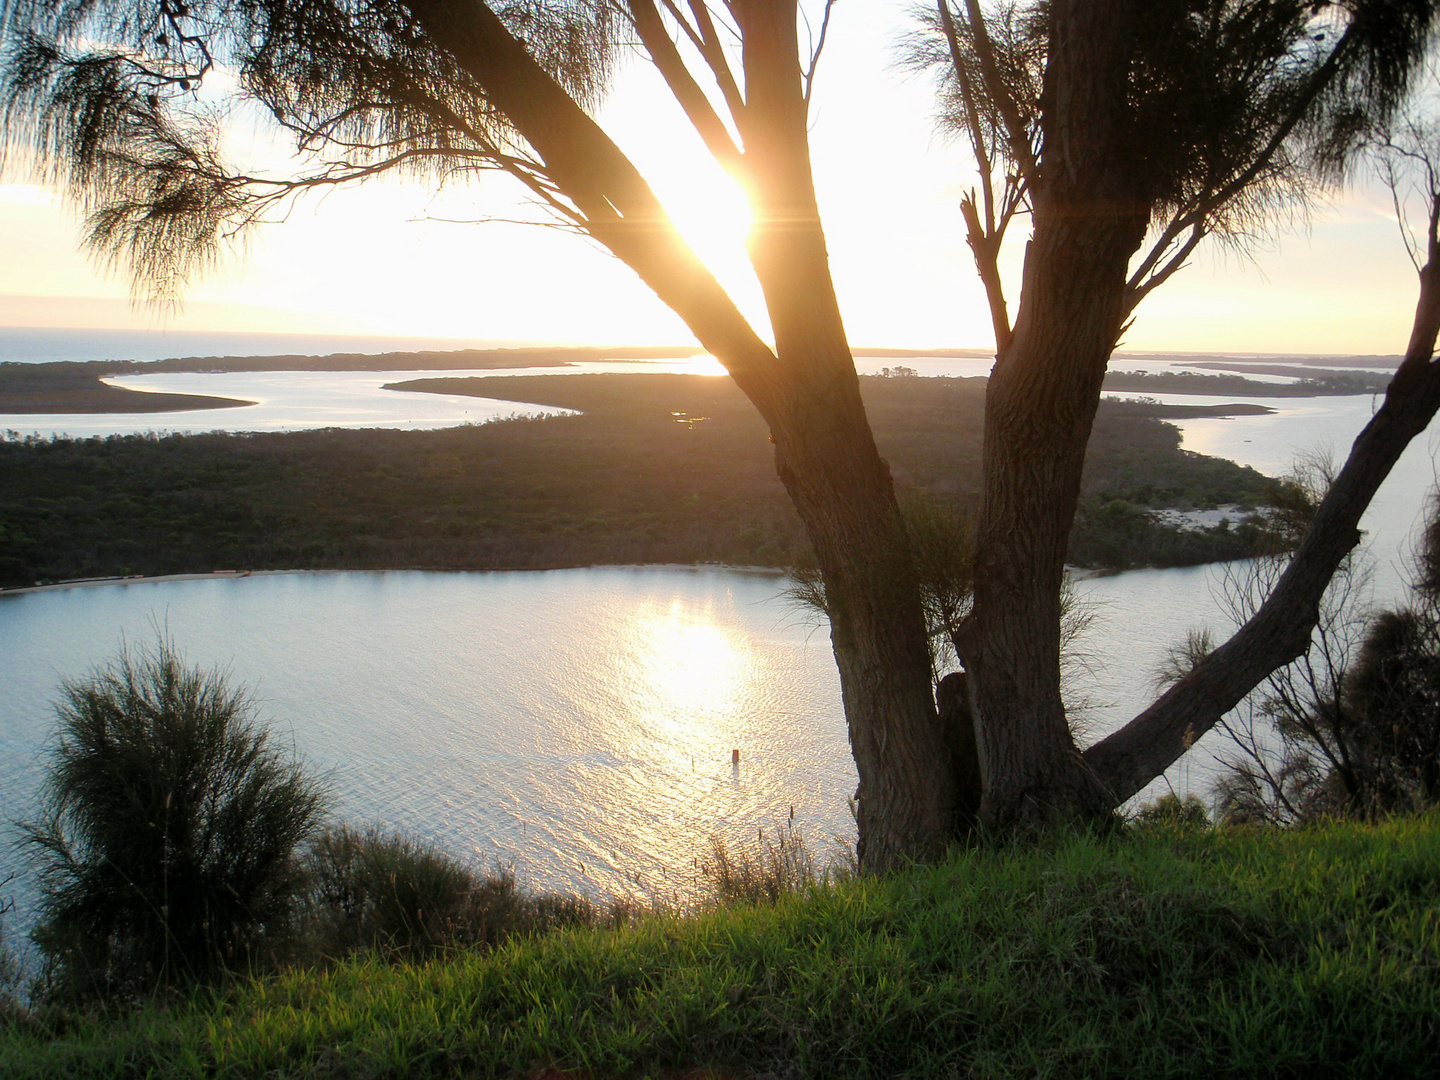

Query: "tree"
left=2, top=0, right=955, bottom=870
left=22, top=641, right=326, bottom=997
left=1217, top=496, right=1440, bottom=822
left=4, top=0, right=1440, bottom=867
left=908, top=0, right=1440, bottom=830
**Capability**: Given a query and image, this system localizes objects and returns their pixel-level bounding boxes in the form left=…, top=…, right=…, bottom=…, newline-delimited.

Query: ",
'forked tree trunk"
left=959, top=0, right=1150, bottom=828
left=961, top=208, right=1147, bottom=829
left=730, top=0, right=955, bottom=865
left=940, top=0, right=1440, bottom=833
left=409, top=0, right=958, bottom=868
